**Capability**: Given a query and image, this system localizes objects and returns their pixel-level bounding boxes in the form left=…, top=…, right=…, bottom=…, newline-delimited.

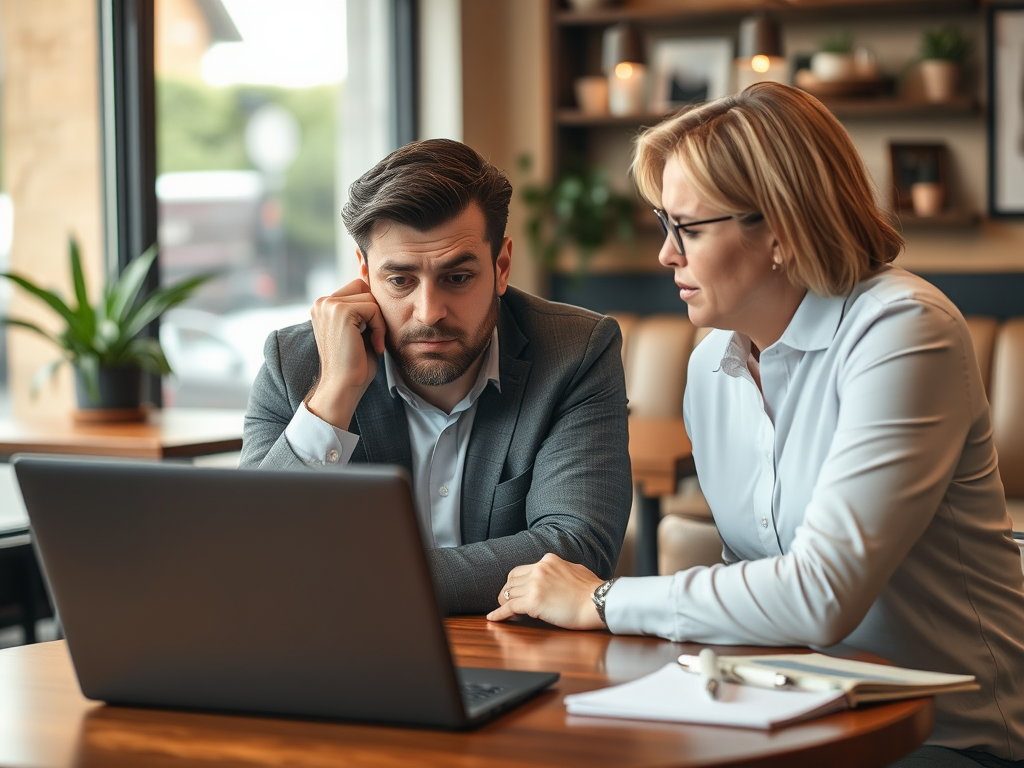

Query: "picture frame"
left=988, top=4, right=1024, bottom=217
left=889, top=142, right=949, bottom=213
left=648, top=37, right=733, bottom=114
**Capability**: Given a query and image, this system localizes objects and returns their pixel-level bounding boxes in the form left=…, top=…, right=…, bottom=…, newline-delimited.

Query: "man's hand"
left=305, top=278, right=387, bottom=429
left=486, top=553, right=606, bottom=630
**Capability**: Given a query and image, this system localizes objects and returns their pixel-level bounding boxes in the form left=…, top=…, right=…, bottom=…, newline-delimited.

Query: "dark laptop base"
left=15, top=457, right=558, bottom=729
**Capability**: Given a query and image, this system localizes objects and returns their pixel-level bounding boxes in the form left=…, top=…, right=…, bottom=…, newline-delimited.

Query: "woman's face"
left=657, top=155, right=788, bottom=343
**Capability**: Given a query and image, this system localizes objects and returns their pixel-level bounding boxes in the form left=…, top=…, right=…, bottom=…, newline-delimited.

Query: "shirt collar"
left=384, top=326, right=501, bottom=402
left=775, top=290, right=846, bottom=353
left=713, top=290, right=846, bottom=374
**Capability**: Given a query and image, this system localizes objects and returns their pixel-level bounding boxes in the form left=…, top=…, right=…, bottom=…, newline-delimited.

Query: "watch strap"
left=591, top=577, right=620, bottom=625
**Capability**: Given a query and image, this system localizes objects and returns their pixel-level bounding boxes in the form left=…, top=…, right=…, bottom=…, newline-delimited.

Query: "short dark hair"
left=341, top=138, right=513, bottom=260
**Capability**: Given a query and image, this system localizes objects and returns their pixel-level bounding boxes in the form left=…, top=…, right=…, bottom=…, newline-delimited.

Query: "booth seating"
left=611, top=313, right=1024, bottom=577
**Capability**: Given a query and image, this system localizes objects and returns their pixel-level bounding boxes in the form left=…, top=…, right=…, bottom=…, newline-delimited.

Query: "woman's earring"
left=771, top=262, right=779, bottom=271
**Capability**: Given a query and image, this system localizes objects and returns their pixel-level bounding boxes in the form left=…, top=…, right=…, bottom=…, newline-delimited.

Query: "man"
left=240, top=138, right=630, bottom=614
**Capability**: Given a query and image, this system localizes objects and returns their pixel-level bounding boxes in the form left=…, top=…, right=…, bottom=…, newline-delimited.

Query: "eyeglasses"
left=653, top=209, right=734, bottom=256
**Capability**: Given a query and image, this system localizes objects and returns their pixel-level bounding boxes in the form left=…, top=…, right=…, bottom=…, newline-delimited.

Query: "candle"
left=608, top=62, right=646, bottom=116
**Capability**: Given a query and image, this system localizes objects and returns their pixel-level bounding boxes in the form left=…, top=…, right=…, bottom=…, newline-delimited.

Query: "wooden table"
left=0, top=616, right=932, bottom=768
left=0, top=408, right=245, bottom=461
left=628, top=416, right=695, bottom=576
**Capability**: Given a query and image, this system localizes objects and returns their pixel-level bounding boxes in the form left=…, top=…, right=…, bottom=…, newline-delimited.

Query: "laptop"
left=14, top=455, right=558, bottom=729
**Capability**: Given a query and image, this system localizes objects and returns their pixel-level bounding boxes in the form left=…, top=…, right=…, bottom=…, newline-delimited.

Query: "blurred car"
left=161, top=303, right=311, bottom=409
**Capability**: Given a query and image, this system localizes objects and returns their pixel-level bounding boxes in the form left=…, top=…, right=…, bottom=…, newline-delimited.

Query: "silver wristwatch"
left=591, top=577, right=620, bottom=625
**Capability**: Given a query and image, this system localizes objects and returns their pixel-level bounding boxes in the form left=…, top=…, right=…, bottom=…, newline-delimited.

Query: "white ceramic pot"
left=920, top=60, right=959, bottom=103
left=911, top=182, right=945, bottom=217
left=810, top=52, right=856, bottom=82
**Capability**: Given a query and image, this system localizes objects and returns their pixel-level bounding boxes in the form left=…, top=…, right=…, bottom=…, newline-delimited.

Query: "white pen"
left=678, top=654, right=796, bottom=693
left=698, top=648, right=722, bottom=701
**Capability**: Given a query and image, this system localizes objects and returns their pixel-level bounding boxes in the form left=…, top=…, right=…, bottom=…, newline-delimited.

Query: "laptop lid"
left=15, top=456, right=556, bottom=728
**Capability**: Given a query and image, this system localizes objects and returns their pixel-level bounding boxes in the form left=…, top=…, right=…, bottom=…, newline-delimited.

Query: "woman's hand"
left=486, top=553, right=607, bottom=630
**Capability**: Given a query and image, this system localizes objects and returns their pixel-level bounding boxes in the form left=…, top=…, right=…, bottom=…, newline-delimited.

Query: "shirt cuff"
left=604, top=575, right=677, bottom=638
left=284, top=402, right=359, bottom=470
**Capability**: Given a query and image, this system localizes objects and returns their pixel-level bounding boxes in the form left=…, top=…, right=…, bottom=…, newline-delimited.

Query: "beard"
left=386, top=295, right=499, bottom=387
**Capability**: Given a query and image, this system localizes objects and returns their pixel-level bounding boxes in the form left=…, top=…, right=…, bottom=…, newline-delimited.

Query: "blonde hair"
left=631, top=82, right=902, bottom=296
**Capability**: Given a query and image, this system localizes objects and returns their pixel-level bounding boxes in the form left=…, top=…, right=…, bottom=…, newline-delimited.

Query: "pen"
left=678, top=654, right=796, bottom=692
left=698, top=648, right=722, bottom=700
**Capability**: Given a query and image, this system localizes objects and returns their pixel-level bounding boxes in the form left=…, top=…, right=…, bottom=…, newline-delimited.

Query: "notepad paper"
left=564, top=663, right=847, bottom=730
left=717, top=653, right=978, bottom=706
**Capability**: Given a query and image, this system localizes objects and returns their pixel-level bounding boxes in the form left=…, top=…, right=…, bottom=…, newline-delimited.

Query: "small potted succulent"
left=918, top=25, right=970, bottom=103
left=1, top=237, right=213, bottom=418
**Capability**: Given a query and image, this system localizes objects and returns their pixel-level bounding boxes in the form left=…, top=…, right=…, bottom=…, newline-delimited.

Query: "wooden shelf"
left=557, top=98, right=979, bottom=125
left=892, top=209, right=982, bottom=229
left=556, top=109, right=672, bottom=126
left=554, top=0, right=977, bottom=26
left=817, top=95, right=980, bottom=119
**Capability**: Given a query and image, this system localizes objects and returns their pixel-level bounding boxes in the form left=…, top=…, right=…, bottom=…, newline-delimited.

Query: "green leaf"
left=0, top=272, right=84, bottom=338
left=29, top=358, right=67, bottom=399
left=68, top=237, right=96, bottom=339
left=120, top=273, right=214, bottom=342
left=124, top=337, right=172, bottom=375
left=75, top=354, right=100, bottom=405
left=0, top=317, right=64, bottom=348
left=108, top=243, right=159, bottom=322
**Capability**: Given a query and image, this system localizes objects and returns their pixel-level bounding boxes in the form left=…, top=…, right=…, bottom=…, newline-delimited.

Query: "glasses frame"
left=653, top=209, right=734, bottom=256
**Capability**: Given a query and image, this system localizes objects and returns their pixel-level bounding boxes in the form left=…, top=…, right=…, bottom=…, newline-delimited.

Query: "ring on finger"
left=504, top=589, right=511, bottom=601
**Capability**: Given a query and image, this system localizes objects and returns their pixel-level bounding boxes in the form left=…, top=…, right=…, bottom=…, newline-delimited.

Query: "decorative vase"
left=810, top=52, right=855, bottom=82
left=73, top=365, right=147, bottom=422
left=919, top=60, right=959, bottom=103
left=911, top=181, right=945, bottom=217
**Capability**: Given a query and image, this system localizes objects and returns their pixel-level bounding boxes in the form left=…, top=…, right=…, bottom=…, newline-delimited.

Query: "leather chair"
left=610, top=313, right=721, bottom=576
left=616, top=313, right=1024, bottom=578
left=973, top=317, right=1024, bottom=531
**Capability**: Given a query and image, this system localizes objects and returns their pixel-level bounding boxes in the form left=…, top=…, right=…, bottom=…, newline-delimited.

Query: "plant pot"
left=74, top=365, right=147, bottom=422
left=810, top=52, right=855, bottom=82
left=574, top=75, right=609, bottom=115
left=911, top=181, right=945, bottom=217
left=919, top=60, right=959, bottom=103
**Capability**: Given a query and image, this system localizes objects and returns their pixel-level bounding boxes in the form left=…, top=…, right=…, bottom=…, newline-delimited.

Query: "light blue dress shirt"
left=284, top=329, right=500, bottom=549
left=606, top=267, right=1024, bottom=758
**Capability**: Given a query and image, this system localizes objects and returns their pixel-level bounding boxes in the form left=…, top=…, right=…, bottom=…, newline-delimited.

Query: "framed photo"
left=649, top=37, right=733, bottom=114
left=988, top=4, right=1024, bottom=217
left=889, top=143, right=949, bottom=213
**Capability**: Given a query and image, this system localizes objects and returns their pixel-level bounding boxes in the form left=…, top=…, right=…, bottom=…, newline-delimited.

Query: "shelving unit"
left=547, top=0, right=986, bottom=275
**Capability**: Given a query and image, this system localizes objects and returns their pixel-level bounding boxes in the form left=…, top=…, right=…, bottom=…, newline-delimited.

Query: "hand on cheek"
left=486, top=553, right=607, bottom=631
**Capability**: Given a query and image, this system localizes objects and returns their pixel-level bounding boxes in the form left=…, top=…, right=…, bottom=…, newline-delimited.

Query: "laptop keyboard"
left=461, top=683, right=507, bottom=704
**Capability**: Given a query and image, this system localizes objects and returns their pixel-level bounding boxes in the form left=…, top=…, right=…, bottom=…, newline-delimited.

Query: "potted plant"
left=811, top=30, right=855, bottom=82
left=519, top=156, right=637, bottom=279
left=1, top=237, right=213, bottom=417
left=918, top=25, right=970, bottom=103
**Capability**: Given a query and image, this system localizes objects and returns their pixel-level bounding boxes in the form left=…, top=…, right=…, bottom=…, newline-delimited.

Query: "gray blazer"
left=239, top=286, right=632, bottom=614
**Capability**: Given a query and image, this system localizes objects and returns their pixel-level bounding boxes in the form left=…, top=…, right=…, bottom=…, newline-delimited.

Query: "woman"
left=487, top=83, right=1024, bottom=767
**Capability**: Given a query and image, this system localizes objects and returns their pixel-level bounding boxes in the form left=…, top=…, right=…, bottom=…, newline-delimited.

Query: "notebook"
left=14, top=455, right=558, bottom=729
left=565, top=652, right=977, bottom=730
left=694, top=652, right=978, bottom=706
left=564, top=662, right=847, bottom=729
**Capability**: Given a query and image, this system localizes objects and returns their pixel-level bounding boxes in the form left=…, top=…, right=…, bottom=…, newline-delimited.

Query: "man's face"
left=361, top=203, right=511, bottom=390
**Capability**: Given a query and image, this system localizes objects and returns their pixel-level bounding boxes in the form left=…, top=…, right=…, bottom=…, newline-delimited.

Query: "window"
left=101, top=0, right=416, bottom=410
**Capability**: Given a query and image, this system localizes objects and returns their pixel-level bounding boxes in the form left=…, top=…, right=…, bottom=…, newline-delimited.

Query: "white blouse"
left=606, top=266, right=1024, bottom=758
